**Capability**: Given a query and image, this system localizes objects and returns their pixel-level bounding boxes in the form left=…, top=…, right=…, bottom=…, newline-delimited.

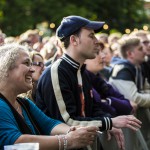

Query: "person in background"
left=44, top=36, right=64, bottom=66
left=109, top=36, right=150, bottom=107
left=85, top=44, right=137, bottom=117
left=20, top=51, right=45, bottom=102
left=0, top=43, right=99, bottom=150
left=85, top=49, right=137, bottom=149
left=40, top=39, right=58, bottom=64
left=129, top=30, right=150, bottom=148
left=19, top=29, right=41, bottom=50
left=108, top=33, right=122, bottom=46
left=99, top=43, right=113, bottom=81
left=109, top=36, right=150, bottom=148
left=130, top=30, right=150, bottom=85
left=96, top=33, right=108, bottom=44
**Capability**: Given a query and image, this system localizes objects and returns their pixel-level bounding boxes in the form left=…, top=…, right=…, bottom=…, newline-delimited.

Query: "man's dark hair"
left=61, top=28, right=82, bottom=49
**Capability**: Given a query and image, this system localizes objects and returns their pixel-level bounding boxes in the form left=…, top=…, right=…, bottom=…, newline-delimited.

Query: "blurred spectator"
left=85, top=45, right=134, bottom=117
left=44, top=36, right=64, bottom=66
left=110, top=42, right=121, bottom=58
left=20, top=51, right=45, bottom=102
left=100, top=44, right=115, bottom=81
left=96, top=33, right=108, bottom=44
left=130, top=30, right=150, bottom=84
left=103, top=44, right=113, bottom=67
left=109, top=37, right=149, bottom=105
left=19, top=29, right=40, bottom=48
left=40, top=39, right=57, bottom=63
left=108, top=33, right=122, bottom=45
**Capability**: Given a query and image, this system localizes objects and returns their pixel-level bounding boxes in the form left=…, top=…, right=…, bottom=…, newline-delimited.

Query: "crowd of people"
left=0, top=15, right=150, bottom=150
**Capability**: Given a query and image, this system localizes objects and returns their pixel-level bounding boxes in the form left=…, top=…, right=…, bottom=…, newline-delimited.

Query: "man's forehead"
left=81, top=27, right=95, bottom=33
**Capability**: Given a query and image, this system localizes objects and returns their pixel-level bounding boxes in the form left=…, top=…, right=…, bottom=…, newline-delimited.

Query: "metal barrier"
left=136, top=108, right=150, bottom=149
left=98, top=128, right=149, bottom=150
left=136, top=129, right=149, bottom=150
left=84, top=108, right=150, bottom=150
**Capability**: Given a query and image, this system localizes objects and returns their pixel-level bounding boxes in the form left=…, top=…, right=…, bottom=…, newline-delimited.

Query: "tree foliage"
left=0, top=0, right=149, bottom=36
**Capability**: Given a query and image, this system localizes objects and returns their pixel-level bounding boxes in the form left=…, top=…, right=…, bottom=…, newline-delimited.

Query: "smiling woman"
left=0, top=43, right=99, bottom=150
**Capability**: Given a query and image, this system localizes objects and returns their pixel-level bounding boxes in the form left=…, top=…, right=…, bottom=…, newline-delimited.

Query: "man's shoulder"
left=110, top=61, right=136, bottom=81
left=111, top=64, right=125, bottom=77
left=43, top=59, right=65, bottom=74
left=51, top=58, right=68, bottom=70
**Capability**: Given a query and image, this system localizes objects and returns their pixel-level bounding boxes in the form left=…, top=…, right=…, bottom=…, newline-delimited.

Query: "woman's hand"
left=66, top=126, right=98, bottom=149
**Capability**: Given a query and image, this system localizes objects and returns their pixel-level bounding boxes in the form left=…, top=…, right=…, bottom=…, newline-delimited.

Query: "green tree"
left=0, top=0, right=149, bottom=36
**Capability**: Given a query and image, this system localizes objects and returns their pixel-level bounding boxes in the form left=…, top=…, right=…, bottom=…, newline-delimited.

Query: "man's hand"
left=107, top=127, right=125, bottom=150
left=130, top=101, right=138, bottom=114
left=112, top=115, right=142, bottom=131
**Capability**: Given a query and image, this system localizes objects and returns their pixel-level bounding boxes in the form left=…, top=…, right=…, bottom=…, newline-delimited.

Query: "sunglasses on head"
left=32, top=62, right=44, bottom=68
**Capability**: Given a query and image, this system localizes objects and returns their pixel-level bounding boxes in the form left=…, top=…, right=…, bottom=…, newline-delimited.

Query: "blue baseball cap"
left=56, top=15, right=105, bottom=40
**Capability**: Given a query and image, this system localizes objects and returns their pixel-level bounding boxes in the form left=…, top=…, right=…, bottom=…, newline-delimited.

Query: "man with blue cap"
left=36, top=15, right=141, bottom=150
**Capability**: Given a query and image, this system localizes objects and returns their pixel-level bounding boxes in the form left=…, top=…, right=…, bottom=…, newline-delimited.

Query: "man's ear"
left=70, top=35, right=78, bottom=46
left=127, top=49, right=132, bottom=57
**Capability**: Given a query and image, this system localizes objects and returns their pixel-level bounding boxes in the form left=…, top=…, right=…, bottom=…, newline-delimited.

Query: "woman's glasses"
left=32, top=62, right=44, bottom=68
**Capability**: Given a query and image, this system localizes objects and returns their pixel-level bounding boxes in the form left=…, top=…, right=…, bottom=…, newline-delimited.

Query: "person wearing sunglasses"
left=20, top=51, right=45, bottom=102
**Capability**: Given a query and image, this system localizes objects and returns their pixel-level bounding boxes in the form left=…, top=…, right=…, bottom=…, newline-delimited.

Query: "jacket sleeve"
left=86, top=70, right=133, bottom=115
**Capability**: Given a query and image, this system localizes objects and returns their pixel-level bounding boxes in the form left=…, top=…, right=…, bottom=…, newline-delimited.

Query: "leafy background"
left=0, top=0, right=149, bottom=36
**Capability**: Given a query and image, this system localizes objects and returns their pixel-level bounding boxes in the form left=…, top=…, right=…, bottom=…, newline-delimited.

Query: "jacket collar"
left=61, top=54, right=86, bottom=72
left=61, top=54, right=80, bottom=69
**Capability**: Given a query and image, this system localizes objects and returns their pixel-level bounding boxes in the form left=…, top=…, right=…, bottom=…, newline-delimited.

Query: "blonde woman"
left=0, top=43, right=98, bottom=150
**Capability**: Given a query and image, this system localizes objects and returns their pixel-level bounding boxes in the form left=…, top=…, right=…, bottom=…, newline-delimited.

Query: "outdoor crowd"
left=0, top=15, right=150, bottom=150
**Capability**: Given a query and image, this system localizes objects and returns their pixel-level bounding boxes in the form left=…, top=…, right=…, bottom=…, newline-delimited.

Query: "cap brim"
left=85, top=21, right=105, bottom=33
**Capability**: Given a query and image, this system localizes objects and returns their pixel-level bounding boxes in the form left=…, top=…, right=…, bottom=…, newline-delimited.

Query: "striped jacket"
left=36, top=54, right=112, bottom=131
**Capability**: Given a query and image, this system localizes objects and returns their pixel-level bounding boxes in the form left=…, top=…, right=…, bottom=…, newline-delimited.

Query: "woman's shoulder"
left=0, top=98, right=9, bottom=108
left=0, top=98, right=12, bottom=117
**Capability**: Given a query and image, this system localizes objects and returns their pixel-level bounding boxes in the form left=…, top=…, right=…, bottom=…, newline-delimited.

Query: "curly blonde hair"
left=0, top=43, right=29, bottom=82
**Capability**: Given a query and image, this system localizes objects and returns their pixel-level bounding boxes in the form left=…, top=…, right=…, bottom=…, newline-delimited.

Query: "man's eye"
left=90, top=35, right=94, bottom=39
